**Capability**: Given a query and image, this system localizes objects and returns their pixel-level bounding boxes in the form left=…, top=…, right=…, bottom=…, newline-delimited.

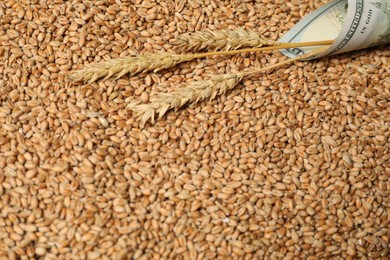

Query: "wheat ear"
left=172, top=28, right=278, bottom=52
left=68, top=52, right=194, bottom=83
left=68, top=40, right=333, bottom=83
left=128, top=46, right=329, bottom=125
left=128, top=73, right=244, bottom=124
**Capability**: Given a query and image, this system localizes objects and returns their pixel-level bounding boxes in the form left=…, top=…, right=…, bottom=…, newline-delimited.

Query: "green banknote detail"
left=280, top=0, right=390, bottom=59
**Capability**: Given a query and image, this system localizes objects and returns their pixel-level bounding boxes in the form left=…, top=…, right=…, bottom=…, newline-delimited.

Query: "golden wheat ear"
left=128, top=73, right=244, bottom=125
left=68, top=52, right=195, bottom=84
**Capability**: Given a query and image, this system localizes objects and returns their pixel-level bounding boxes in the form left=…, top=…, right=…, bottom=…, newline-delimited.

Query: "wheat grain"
left=172, top=28, right=278, bottom=52
left=2, top=0, right=389, bottom=259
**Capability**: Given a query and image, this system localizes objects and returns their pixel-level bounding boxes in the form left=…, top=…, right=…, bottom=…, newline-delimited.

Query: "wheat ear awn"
left=172, top=28, right=278, bottom=52
left=128, top=46, right=330, bottom=125
left=68, top=40, right=333, bottom=83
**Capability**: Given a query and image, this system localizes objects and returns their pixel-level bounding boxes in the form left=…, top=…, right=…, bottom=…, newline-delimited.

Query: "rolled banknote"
left=279, top=0, right=390, bottom=59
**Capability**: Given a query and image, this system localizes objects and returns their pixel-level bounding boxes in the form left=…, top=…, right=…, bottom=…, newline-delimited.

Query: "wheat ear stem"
left=240, top=45, right=330, bottom=77
left=129, top=46, right=330, bottom=125
left=191, top=40, right=334, bottom=59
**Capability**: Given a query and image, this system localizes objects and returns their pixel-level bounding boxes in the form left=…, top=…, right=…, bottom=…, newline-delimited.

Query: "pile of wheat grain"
left=0, top=0, right=389, bottom=259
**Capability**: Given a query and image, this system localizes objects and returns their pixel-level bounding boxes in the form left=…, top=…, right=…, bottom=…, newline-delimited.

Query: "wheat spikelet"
left=172, top=28, right=277, bottom=52
left=68, top=52, right=194, bottom=83
left=128, top=73, right=244, bottom=124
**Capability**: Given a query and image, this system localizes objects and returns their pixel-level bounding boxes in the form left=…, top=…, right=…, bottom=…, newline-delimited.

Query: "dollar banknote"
left=279, top=0, right=390, bottom=59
